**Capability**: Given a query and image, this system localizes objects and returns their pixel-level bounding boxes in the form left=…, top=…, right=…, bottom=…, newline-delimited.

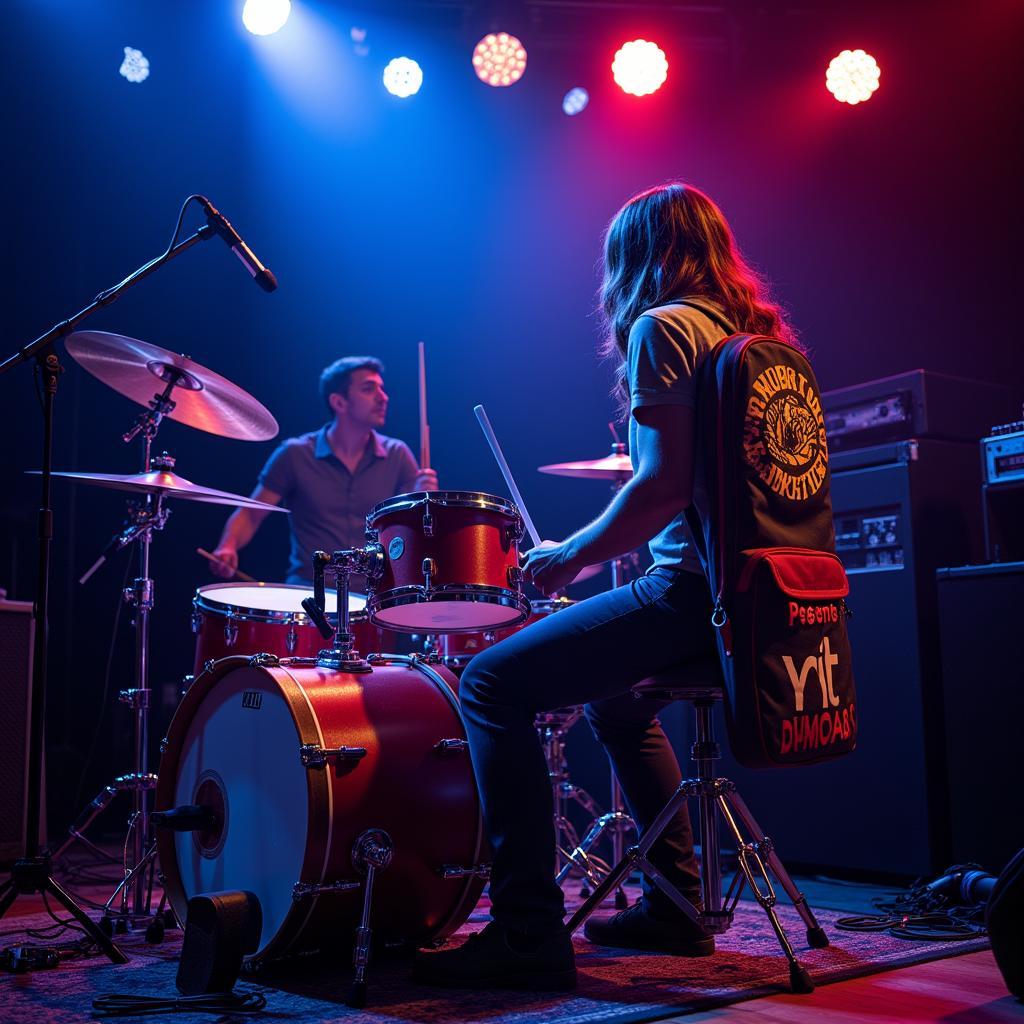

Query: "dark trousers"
left=459, top=567, right=719, bottom=936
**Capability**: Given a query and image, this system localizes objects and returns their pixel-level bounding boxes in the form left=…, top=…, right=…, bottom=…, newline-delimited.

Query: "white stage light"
left=383, top=57, right=423, bottom=98
left=242, top=0, right=292, bottom=37
left=826, top=49, right=881, bottom=105
left=612, top=39, right=668, bottom=97
left=119, top=47, right=150, bottom=84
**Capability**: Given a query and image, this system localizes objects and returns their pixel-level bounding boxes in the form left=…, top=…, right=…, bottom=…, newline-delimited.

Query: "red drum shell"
left=366, top=492, right=529, bottom=633
left=155, top=655, right=485, bottom=963
left=437, top=597, right=575, bottom=669
left=191, top=583, right=385, bottom=674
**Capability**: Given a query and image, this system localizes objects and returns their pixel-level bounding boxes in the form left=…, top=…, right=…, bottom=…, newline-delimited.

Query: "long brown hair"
left=600, top=182, right=798, bottom=404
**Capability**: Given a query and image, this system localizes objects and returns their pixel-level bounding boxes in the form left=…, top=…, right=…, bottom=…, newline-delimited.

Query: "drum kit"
left=42, top=330, right=646, bottom=1000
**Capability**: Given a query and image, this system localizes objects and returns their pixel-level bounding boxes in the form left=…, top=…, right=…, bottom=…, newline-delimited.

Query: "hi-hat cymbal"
left=33, top=469, right=288, bottom=512
left=65, top=331, right=278, bottom=441
left=538, top=453, right=633, bottom=480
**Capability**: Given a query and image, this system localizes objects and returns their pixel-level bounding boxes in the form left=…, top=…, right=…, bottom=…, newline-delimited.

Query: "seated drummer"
left=414, top=183, right=799, bottom=990
left=208, top=356, right=437, bottom=585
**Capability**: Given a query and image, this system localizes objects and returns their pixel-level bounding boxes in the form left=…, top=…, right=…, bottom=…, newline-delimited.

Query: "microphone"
left=199, top=197, right=278, bottom=292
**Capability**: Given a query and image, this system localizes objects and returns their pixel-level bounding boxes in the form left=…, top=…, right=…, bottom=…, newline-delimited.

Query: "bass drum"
left=155, top=654, right=486, bottom=964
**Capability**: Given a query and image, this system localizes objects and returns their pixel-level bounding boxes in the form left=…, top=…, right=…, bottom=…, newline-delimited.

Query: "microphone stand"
left=0, top=221, right=216, bottom=965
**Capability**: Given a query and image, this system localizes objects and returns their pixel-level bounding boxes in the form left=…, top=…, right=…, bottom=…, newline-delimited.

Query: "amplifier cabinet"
left=0, top=597, right=36, bottom=864
left=936, top=563, right=1024, bottom=875
left=708, top=439, right=982, bottom=879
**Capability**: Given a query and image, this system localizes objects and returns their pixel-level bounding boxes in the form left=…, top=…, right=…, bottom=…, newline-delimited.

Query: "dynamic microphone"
left=199, top=197, right=278, bottom=292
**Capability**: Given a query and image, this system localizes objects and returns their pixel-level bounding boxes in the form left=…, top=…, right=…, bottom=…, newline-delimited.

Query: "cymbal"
left=538, top=453, right=633, bottom=480
left=65, top=331, right=278, bottom=441
left=34, top=469, right=288, bottom=512
left=569, top=563, right=605, bottom=585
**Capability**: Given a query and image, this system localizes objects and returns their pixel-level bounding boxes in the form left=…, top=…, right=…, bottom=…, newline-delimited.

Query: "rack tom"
left=365, top=491, right=530, bottom=633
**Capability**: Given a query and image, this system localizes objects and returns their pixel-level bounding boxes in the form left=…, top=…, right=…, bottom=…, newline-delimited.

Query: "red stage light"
left=611, top=39, right=668, bottom=97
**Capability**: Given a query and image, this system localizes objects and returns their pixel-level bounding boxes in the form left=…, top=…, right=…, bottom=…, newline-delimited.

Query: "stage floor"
left=0, top=862, right=1014, bottom=1024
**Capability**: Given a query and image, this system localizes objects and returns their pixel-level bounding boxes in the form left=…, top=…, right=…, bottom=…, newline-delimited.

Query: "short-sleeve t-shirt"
left=626, top=299, right=730, bottom=575
left=259, top=426, right=420, bottom=584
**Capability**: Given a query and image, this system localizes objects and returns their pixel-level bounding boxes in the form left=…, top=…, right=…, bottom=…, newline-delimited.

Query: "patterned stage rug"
left=0, top=886, right=989, bottom=1024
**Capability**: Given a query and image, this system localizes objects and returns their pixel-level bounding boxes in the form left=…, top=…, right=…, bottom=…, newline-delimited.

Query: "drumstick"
left=473, top=405, right=542, bottom=548
left=196, top=547, right=257, bottom=582
left=418, top=342, right=431, bottom=470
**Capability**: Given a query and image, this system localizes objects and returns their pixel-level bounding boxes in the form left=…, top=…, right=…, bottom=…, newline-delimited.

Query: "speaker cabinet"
left=0, top=596, right=36, bottom=864
left=705, top=439, right=982, bottom=879
left=937, top=562, right=1024, bottom=875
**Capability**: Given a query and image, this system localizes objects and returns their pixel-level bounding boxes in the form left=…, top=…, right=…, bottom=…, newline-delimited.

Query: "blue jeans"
left=459, top=567, right=718, bottom=936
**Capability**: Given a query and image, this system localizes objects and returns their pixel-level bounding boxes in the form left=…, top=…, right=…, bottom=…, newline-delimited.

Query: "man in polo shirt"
left=208, top=356, right=437, bottom=584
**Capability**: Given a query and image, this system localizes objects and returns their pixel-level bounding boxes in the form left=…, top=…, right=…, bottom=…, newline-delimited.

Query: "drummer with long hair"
left=414, top=183, right=797, bottom=990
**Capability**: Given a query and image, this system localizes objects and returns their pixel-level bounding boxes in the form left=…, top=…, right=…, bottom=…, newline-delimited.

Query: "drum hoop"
left=366, top=490, right=523, bottom=522
left=367, top=586, right=531, bottom=633
left=154, top=655, right=332, bottom=964
left=193, top=587, right=366, bottom=626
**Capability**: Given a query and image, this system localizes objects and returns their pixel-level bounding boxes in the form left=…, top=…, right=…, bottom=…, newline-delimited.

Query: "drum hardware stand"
left=534, top=708, right=607, bottom=893
left=303, top=546, right=383, bottom=672
left=347, top=829, right=393, bottom=1009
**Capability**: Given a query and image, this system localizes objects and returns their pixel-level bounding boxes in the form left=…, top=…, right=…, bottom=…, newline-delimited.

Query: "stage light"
left=383, top=57, right=423, bottom=98
left=119, top=47, right=149, bottom=84
left=612, top=39, right=668, bottom=97
left=472, top=32, right=527, bottom=87
left=242, top=0, right=291, bottom=37
left=826, top=49, right=881, bottom=105
left=351, top=26, right=369, bottom=58
left=563, top=87, right=589, bottom=115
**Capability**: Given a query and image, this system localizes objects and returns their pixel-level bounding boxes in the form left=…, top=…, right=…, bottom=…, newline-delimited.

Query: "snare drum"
left=432, top=597, right=575, bottom=671
left=191, top=583, right=382, bottom=673
left=366, top=491, right=530, bottom=633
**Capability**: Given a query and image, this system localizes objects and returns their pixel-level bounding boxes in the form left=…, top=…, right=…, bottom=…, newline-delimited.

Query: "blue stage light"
left=242, top=0, right=292, bottom=37
left=383, top=57, right=423, bottom=98
left=562, top=87, right=588, bottom=115
left=119, top=47, right=150, bottom=83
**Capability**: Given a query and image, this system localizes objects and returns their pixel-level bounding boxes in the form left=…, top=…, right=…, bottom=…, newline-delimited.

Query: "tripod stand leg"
left=721, top=789, right=829, bottom=949
left=46, top=874, right=129, bottom=964
left=716, top=794, right=813, bottom=994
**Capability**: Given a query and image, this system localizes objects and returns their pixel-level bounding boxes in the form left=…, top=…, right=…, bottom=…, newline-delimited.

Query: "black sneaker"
left=412, top=921, right=577, bottom=991
left=583, top=901, right=715, bottom=956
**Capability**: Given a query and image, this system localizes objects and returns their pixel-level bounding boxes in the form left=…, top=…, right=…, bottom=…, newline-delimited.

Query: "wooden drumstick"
left=473, top=405, right=542, bottom=548
left=196, top=547, right=257, bottom=582
left=418, top=342, right=431, bottom=471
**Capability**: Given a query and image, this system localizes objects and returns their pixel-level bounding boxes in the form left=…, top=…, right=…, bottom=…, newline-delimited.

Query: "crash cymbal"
left=34, top=469, right=288, bottom=512
left=65, top=331, right=278, bottom=441
left=538, top=453, right=633, bottom=480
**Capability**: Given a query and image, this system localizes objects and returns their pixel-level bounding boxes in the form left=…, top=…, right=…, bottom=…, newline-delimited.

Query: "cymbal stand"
left=0, top=203, right=214, bottom=965
left=56, top=385, right=185, bottom=930
left=558, top=445, right=638, bottom=908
